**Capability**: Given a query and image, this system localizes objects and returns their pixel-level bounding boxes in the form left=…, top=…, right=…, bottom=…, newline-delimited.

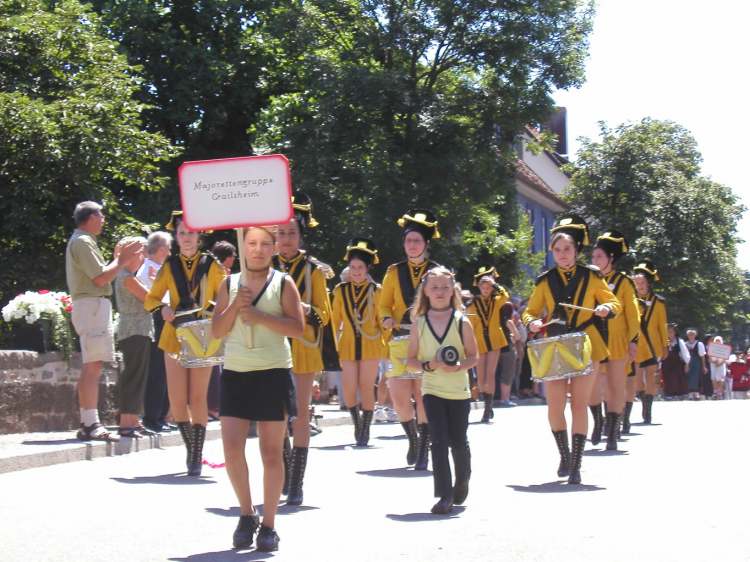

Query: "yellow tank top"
left=417, top=309, right=471, bottom=400
left=224, top=270, right=292, bottom=372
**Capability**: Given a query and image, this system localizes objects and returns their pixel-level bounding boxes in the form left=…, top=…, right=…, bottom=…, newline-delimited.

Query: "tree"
left=564, top=118, right=747, bottom=335
left=0, top=0, right=178, bottom=307
left=251, top=0, right=594, bottom=284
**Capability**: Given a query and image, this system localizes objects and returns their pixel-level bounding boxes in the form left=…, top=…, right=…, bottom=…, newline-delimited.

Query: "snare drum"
left=386, top=335, right=420, bottom=380
left=175, top=319, right=225, bottom=368
left=527, top=332, right=593, bottom=382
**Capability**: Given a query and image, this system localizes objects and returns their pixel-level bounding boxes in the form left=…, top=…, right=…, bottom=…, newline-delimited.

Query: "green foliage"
left=0, top=0, right=178, bottom=307
left=564, top=118, right=747, bottom=335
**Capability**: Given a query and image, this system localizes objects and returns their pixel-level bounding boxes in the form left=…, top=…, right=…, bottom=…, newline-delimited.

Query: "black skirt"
left=220, top=368, right=297, bottom=421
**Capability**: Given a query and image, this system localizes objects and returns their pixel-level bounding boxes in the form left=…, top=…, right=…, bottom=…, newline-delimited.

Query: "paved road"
left=1, top=400, right=748, bottom=562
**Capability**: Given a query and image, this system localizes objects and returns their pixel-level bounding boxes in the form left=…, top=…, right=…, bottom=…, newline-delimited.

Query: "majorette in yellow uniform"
left=633, top=261, right=668, bottom=367
left=144, top=211, right=226, bottom=355
left=632, top=260, right=668, bottom=426
left=331, top=239, right=386, bottom=362
left=272, top=193, right=332, bottom=374
left=379, top=209, right=441, bottom=378
left=593, top=232, right=641, bottom=362
left=590, top=231, right=641, bottom=450
left=467, top=266, right=510, bottom=354
left=522, top=214, right=621, bottom=486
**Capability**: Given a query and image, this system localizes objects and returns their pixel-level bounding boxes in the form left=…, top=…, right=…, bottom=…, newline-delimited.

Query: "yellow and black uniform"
left=379, top=260, right=440, bottom=330
left=272, top=251, right=332, bottom=373
left=597, top=271, right=641, bottom=361
left=635, top=292, right=668, bottom=366
left=522, top=265, right=621, bottom=363
left=331, top=280, right=386, bottom=362
left=467, top=290, right=509, bottom=354
left=144, top=253, right=225, bottom=354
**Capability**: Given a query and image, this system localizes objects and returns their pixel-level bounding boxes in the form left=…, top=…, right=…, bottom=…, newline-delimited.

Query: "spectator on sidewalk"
left=137, top=231, right=172, bottom=433
left=66, top=201, right=142, bottom=441
left=685, top=329, right=706, bottom=400
left=661, top=324, right=690, bottom=399
left=708, top=336, right=728, bottom=399
left=113, top=236, right=152, bottom=437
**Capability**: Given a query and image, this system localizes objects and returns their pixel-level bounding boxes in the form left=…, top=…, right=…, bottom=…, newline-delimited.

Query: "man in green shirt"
left=66, top=201, right=142, bottom=441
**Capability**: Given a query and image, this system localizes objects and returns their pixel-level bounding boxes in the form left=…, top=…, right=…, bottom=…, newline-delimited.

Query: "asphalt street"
left=1, top=400, right=748, bottom=562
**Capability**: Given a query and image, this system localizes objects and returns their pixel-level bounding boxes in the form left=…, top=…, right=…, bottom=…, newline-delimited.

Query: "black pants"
left=143, top=312, right=169, bottom=426
left=423, top=394, right=471, bottom=499
left=117, top=335, right=151, bottom=414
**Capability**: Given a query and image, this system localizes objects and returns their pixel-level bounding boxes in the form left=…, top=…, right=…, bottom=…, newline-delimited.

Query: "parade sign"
left=178, top=154, right=293, bottom=230
left=707, top=342, right=732, bottom=361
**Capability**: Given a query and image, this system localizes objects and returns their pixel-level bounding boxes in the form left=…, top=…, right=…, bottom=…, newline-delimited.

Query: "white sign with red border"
left=707, top=342, right=732, bottom=360
left=178, top=154, right=293, bottom=230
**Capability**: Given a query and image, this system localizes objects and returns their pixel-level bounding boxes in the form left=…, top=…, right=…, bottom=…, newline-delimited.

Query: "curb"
left=0, top=399, right=537, bottom=475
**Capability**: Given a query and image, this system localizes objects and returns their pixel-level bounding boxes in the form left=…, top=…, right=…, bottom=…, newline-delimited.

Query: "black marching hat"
left=344, top=237, right=379, bottom=266
left=291, top=192, right=319, bottom=230
left=595, top=230, right=630, bottom=262
left=550, top=213, right=591, bottom=250
left=397, top=209, right=441, bottom=240
left=633, top=259, right=661, bottom=282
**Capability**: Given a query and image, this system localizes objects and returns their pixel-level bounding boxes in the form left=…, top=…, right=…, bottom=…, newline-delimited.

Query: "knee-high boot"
left=643, top=394, right=654, bottom=424
left=357, top=410, right=373, bottom=447
left=481, top=393, right=493, bottom=423
left=286, top=446, right=308, bottom=506
left=401, top=419, right=418, bottom=465
left=349, top=405, right=361, bottom=443
left=568, top=433, right=586, bottom=485
left=622, top=401, right=633, bottom=434
left=177, top=421, right=192, bottom=472
left=605, top=412, right=620, bottom=451
left=282, top=434, right=292, bottom=495
left=187, top=424, right=206, bottom=476
left=415, top=423, right=430, bottom=470
left=451, top=442, right=471, bottom=504
left=589, top=403, right=603, bottom=445
left=552, top=430, right=570, bottom=477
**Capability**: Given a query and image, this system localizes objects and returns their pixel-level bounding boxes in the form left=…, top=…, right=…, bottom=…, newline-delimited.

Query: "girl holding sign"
left=631, top=260, right=669, bottom=425
left=331, top=238, right=387, bottom=447
left=272, top=193, right=332, bottom=506
left=144, top=211, right=226, bottom=477
left=212, top=225, right=304, bottom=552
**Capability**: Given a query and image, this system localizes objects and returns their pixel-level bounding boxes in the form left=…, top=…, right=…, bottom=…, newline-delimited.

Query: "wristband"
left=422, top=361, right=434, bottom=373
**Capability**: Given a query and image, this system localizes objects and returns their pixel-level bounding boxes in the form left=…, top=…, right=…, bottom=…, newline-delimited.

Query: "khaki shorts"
left=71, top=297, right=115, bottom=363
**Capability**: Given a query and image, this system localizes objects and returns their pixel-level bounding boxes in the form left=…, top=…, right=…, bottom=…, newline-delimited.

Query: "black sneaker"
left=232, top=514, right=259, bottom=549
left=256, top=525, right=280, bottom=552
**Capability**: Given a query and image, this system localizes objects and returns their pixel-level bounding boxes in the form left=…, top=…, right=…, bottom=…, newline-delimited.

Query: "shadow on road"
left=375, top=434, right=406, bottom=441
left=356, top=467, right=431, bottom=478
left=507, top=481, right=605, bottom=493
left=111, top=473, right=216, bottom=486
left=206, top=504, right=319, bottom=519
left=631, top=422, right=663, bottom=427
left=21, top=438, right=80, bottom=446
left=386, top=506, right=466, bottom=522
left=169, top=548, right=274, bottom=561
left=310, top=444, right=355, bottom=451
left=583, top=449, right=629, bottom=457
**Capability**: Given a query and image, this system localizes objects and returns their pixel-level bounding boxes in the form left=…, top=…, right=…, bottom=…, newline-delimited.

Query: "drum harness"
left=274, top=254, right=326, bottom=349
left=638, top=293, right=659, bottom=360
left=392, top=260, right=438, bottom=337
left=545, top=267, right=598, bottom=337
left=169, top=253, right=214, bottom=327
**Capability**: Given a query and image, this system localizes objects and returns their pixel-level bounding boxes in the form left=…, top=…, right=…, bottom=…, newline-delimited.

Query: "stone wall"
left=0, top=350, right=120, bottom=434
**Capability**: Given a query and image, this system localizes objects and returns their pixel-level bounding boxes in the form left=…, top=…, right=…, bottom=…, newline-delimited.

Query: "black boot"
left=349, top=405, right=361, bottom=443
left=643, top=394, right=654, bottom=424
left=481, top=393, right=493, bottom=423
left=177, top=421, right=192, bottom=472
left=415, top=423, right=430, bottom=470
left=188, top=424, right=206, bottom=476
left=622, top=401, right=633, bottom=434
left=282, top=434, right=291, bottom=495
left=452, top=443, right=471, bottom=505
left=232, top=513, right=260, bottom=549
left=401, top=419, right=418, bottom=465
left=357, top=410, right=373, bottom=447
left=552, top=430, right=570, bottom=477
left=568, top=433, right=586, bottom=485
left=286, top=446, right=308, bottom=506
left=589, top=403, right=603, bottom=445
left=605, top=412, right=620, bottom=451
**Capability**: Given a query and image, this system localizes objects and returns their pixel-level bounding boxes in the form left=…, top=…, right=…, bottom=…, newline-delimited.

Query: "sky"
left=553, top=0, right=750, bottom=269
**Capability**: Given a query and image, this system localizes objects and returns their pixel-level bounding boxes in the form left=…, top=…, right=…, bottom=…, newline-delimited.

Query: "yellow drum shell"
left=527, top=332, right=592, bottom=381
left=175, top=319, right=225, bottom=368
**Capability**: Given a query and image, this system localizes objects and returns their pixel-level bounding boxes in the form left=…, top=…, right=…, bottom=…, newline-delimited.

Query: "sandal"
left=118, top=427, right=145, bottom=439
left=77, top=422, right=119, bottom=442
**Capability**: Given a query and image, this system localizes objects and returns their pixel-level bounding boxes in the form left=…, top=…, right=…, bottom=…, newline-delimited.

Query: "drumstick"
left=540, top=318, right=565, bottom=329
left=559, top=303, right=597, bottom=313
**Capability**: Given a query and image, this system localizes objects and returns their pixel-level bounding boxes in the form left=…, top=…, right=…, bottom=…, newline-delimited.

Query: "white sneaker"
left=374, top=406, right=387, bottom=423
left=385, top=406, right=399, bottom=423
